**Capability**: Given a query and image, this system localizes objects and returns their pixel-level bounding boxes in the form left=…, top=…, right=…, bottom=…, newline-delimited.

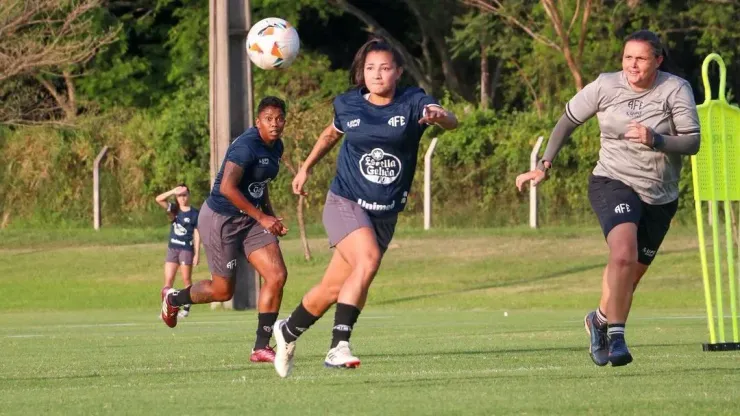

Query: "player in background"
left=516, top=30, right=700, bottom=366
left=272, top=37, right=458, bottom=378
left=155, top=184, right=200, bottom=318
left=160, top=97, right=290, bottom=364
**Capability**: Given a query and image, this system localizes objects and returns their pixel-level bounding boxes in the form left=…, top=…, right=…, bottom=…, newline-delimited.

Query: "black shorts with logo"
left=588, top=175, right=678, bottom=265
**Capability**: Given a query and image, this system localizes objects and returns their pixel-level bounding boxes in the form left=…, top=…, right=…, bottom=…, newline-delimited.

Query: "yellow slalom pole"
left=692, top=161, right=716, bottom=344
left=716, top=61, right=739, bottom=342
left=707, top=100, right=725, bottom=342
left=693, top=174, right=716, bottom=344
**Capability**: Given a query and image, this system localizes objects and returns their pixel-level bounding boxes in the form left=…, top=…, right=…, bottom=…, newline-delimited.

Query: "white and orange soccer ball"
left=246, top=17, right=300, bottom=70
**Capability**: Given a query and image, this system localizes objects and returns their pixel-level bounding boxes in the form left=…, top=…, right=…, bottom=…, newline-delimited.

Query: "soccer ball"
left=246, top=17, right=300, bottom=70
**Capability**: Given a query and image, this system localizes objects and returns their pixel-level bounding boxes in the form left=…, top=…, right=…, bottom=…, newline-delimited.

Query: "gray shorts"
left=323, top=191, right=398, bottom=253
left=165, top=248, right=194, bottom=265
left=198, top=202, right=277, bottom=278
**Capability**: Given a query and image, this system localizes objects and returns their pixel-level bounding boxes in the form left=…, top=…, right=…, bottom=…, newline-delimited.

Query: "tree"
left=0, top=0, right=119, bottom=123
left=461, top=0, right=592, bottom=91
left=450, top=12, right=502, bottom=109
left=328, top=0, right=435, bottom=93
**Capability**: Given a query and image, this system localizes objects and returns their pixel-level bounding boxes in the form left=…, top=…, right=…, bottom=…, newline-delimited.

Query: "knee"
left=354, top=250, right=382, bottom=278
left=610, top=244, right=638, bottom=268
left=211, top=285, right=234, bottom=302
left=263, top=268, right=288, bottom=288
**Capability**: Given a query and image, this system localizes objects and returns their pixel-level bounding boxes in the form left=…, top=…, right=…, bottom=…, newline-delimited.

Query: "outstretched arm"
left=515, top=114, right=580, bottom=191
left=419, top=105, right=458, bottom=130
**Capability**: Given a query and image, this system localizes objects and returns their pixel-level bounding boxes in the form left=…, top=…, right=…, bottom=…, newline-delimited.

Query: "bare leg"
left=248, top=243, right=288, bottom=313
left=164, top=262, right=179, bottom=288
left=604, top=223, right=639, bottom=324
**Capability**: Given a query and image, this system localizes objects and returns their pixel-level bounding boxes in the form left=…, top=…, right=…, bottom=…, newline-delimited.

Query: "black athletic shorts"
left=588, top=175, right=678, bottom=265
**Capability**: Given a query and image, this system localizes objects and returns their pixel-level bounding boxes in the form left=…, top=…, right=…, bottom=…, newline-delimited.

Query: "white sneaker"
left=324, top=341, right=361, bottom=368
left=273, top=319, right=296, bottom=378
left=178, top=309, right=190, bottom=318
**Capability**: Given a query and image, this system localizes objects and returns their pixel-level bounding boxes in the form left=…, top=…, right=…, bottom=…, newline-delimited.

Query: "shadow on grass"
left=375, top=246, right=698, bottom=307
left=375, top=262, right=605, bottom=306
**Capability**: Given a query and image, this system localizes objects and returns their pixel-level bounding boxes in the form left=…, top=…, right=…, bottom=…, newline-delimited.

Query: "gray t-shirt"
left=566, top=71, right=700, bottom=204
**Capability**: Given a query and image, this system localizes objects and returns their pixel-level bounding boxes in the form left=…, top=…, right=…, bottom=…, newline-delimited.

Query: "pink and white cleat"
left=160, top=287, right=179, bottom=328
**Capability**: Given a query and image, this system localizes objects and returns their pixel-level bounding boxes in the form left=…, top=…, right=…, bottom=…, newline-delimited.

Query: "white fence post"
left=424, top=137, right=439, bottom=230
left=530, top=136, right=544, bottom=229
left=93, top=146, right=109, bottom=230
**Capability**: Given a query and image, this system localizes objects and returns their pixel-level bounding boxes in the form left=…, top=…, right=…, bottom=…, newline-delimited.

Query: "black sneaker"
left=608, top=336, right=633, bottom=367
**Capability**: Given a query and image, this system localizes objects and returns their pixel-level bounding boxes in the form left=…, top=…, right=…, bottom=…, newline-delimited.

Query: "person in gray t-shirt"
left=516, top=30, right=700, bottom=367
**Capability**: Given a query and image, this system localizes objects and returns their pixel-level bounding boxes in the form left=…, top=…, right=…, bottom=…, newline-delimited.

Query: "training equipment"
left=246, top=17, right=300, bottom=70
left=691, top=53, right=740, bottom=351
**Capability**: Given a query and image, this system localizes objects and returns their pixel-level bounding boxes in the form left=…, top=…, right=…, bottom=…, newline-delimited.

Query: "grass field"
left=1, top=226, right=739, bottom=415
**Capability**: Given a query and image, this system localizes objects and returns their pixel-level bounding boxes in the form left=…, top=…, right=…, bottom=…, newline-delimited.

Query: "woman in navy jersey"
left=155, top=184, right=200, bottom=318
left=272, top=38, right=458, bottom=377
left=160, top=97, right=290, bottom=364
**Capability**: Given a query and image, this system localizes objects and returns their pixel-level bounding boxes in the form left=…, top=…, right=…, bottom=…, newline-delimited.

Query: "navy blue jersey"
left=168, top=205, right=199, bottom=251
left=207, top=127, right=284, bottom=217
left=330, top=87, right=439, bottom=216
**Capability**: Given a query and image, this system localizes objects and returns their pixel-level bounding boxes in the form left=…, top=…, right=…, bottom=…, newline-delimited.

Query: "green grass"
left=1, top=226, right=738, bottom=415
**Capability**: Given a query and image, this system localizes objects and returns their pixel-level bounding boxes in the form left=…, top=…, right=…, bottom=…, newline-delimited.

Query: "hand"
left=515, top=169, right=547, bottom=192
left=173, top=186, right=188, bottom=195
left=624, top=121, right=654, bottom=146
left=419, top=105, right=448, bottom=125
left=292, top=169, right=309, bottom=196
left=193, top=255, right=200, bottom=266
left=259, top=215, right=288, bottom=237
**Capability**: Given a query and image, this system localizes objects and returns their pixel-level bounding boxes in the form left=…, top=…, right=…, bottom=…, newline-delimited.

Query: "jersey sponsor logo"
left=357, top=198, right=396, bottom=212
left=247, top=178, right=271, bottom=199
left=259, top=158, right=270, bottom=165
left=173, top=223, right=188, bottom=236
left=614, top=203, right=631, bottom=214
left=642, top=247, right=657, bottom=258
left=359, top=148, right=401, bottom=185
left=626, top=99, right=644, bottom=118
left=388, top=115, right=406, bottom=127
left=346, top=118, right=361, bottom=129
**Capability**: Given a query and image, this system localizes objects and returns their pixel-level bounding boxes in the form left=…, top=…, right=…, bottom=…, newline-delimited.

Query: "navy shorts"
left=588, top=175, right=678, bottom=265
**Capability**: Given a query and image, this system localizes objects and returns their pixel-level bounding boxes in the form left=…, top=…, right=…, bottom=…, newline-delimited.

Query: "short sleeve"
left=670, top=82, right=701, bottom=135
left=191, top=210, right=199, bottom=227
left=225, top=139, right=255, bottom=169
left=332, top=96, right=344, bottom=133
left=565, top=75, right=603, bottom=125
